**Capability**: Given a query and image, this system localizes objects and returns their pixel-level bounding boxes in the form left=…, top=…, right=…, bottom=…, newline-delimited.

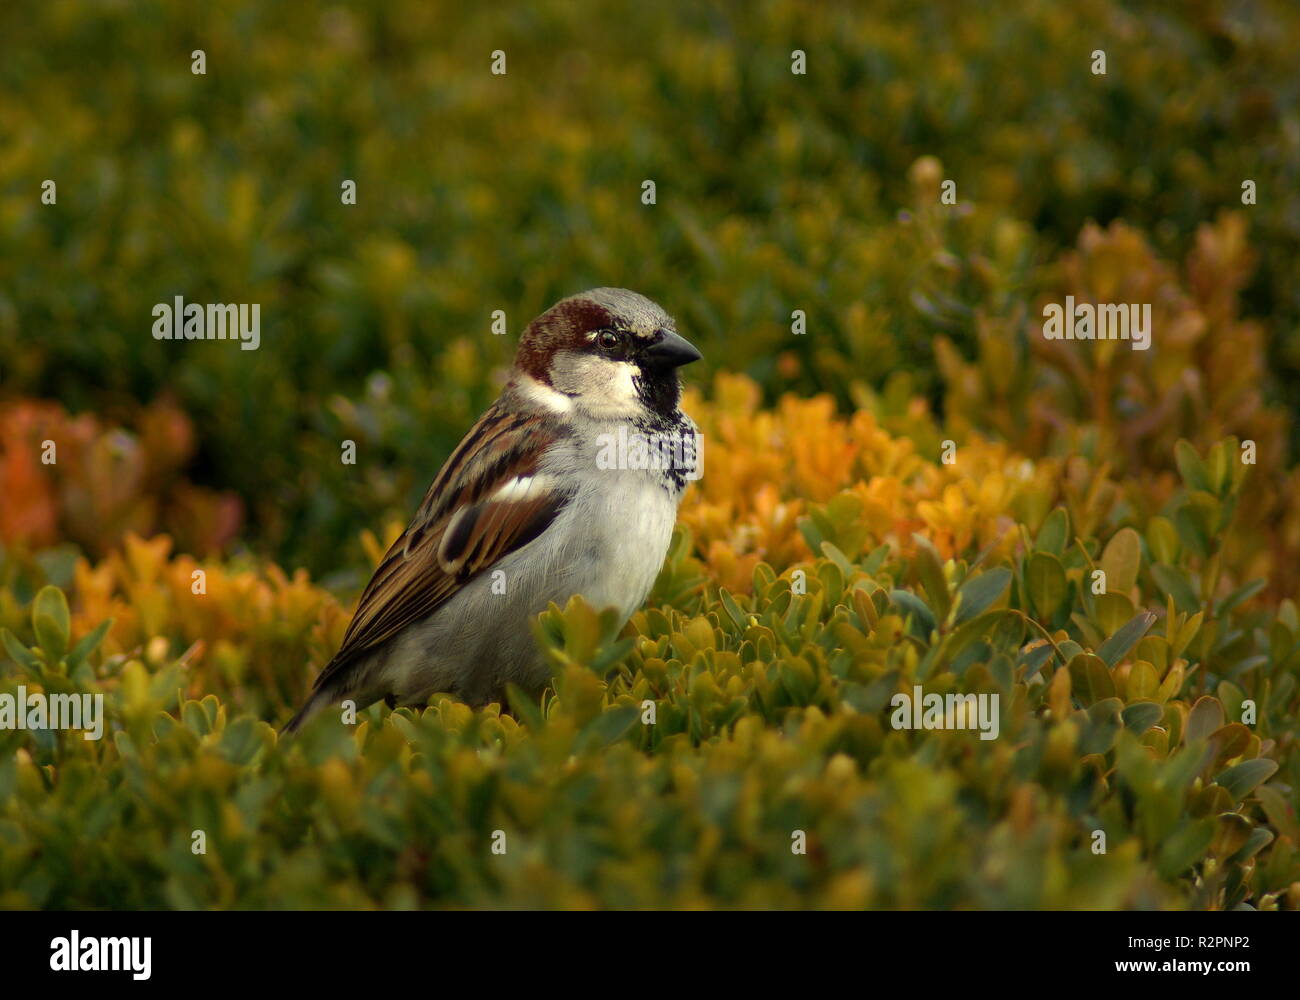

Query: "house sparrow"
left=283, top=288, right=702, bottom=733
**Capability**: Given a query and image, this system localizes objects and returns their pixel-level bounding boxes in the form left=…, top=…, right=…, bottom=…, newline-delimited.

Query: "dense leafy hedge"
left=3, top=0, right=1298, bottom=912
left=1, top=387, right=1296, bottom=908
left=3, top=0, right=1298, bottom=572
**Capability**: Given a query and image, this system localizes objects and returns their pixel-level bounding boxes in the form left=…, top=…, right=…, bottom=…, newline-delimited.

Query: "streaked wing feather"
left=312, top=403, right=569, bottom=692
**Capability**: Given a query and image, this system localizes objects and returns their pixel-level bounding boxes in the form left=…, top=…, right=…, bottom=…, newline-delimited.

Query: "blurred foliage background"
left=2, top=0, right=1300, bottom=909
left=3, top=0, right=1299, bottom=576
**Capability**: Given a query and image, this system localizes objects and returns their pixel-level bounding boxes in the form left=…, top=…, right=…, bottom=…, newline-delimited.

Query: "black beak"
left=643, top=329, right=702, bottom=368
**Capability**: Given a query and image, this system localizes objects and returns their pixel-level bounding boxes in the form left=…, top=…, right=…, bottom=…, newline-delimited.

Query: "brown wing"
left=311, top=402, right=571, bottom=692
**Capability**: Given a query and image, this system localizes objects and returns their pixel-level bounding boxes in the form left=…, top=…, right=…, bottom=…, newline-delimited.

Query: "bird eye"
left=597, top=330, right=621, bottom=351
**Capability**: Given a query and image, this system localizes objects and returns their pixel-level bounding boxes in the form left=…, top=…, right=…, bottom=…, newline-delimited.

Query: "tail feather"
left=281, top=650, right=382, bottom=736
left=280, top=688, right=333, bottom=736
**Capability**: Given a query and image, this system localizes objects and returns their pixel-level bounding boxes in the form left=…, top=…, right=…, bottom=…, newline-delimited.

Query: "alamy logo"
left=890, top=685, right=1000, bottom=740
left=595, top=426, right=703, bottom=480
left=1042, top=295, right=1151, bottom=351
left=152, top=296, right=261, bottom=350
left=50, top=931, right=151, bottom=980
left=0, top=686, right=103, bottom=740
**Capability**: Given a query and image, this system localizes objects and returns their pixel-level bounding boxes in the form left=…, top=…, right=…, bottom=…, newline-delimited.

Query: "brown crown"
left=514, top=295, right=614, bottom=384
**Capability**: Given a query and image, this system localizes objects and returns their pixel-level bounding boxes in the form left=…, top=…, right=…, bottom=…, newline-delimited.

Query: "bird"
left=282, top=288, right=702, bottom=734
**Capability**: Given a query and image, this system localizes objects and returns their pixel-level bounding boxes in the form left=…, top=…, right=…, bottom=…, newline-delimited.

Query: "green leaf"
left=819, top=541, right=856, bottom=579
left=953, top=567, right=1012, bottom=625
left=505, top=683, right=546, bottom=731
left=1092, top=592, right=1134, bottom=637
left=1174, top=439, right=1212, bottom=493
left=1096, top=611, right=1156, bottom=667
left=1018, top=641, right=1056, bottom=681
left=862, top=544, right=890, bottom=576
left=1127, top=660, right=1160, bottom=700
left=945, top=610, right=1010, bottom=663
left=1, top=629, right=42, bottom=673
left=1255, top=785, right=1299, bottom=841
left=1208, top=723, right=1251, bottom=768
left=591, top=641, right=636, bottom=677
left=181, top=700, right=211, bottom=736
left=32, top=585, right=71, bottom=664
left=1068, top=653, right=1116, bottom=706
left=1157, top=818, right=1214, bottom=879
left=1151, top=564, right=1199, bottom=614
left=1099, top=528, right=1141, bottom=596
left=33, top=586, right=71, bottom=642
left=1122, top=701, right=1163, bottom=735
left=1036, top=508, right=1069, bottom=555
left=1146, top=516, right=1180, bottom=565
left=1213, top=759, right=1279, bottom=802
left=1163, top=741, right=1214, bottom=791
left=797, top=518, right=824, bottom=556
left=578, top=705, right=641, bottom=752
left=1226, top=827, right=1274, bottom=865
left=718, top=588, right=750, bottom=632
left=67, top=618, right=114, bottom=671
left=1184, top=696, right=1224, bottom=745
left=1174, top=496, right=1218, bottom=561
left=219, top=717, right=270, bottom=765
left=889, top=590, right=937, bottom=637
left=1081, top=698, right=1123, bottom=754
left=1026, top=552, right=1067, bottom=622
left=1171, top=611, right=1203, bottom=663
left=911, top=535, right=950, bottom=622
left=1215, top=578, right=1265, bottom=618
left=1206, top=440, right=1231, bottom=495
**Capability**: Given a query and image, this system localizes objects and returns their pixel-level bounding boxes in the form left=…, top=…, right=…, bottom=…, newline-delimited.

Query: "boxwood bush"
left=1, top=392, right=1296, bottom=908
left=3, top=0, right=1299, bottom=572
left=2, top=0, right=1298, bottom=912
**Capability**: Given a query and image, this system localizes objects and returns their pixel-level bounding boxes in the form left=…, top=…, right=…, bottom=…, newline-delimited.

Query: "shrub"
left=4, top=0, right=1299, bottom=571
left=1, top=388, right=1295, bottom=909
left=0, top=398, right=241, bottom=561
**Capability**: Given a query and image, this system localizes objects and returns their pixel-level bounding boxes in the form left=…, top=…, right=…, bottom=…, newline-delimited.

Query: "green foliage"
left=3, top=0, right=1299, bottom=912
left=3, top=0, right=1299, bottom=571
left=1, top=440, right=1296, bottom=909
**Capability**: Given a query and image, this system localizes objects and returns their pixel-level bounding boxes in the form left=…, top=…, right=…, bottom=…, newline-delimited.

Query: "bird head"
left=514, top=288, right=701, bottom=420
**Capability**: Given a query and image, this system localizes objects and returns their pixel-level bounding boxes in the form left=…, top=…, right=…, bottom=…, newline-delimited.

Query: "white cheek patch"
left=517, top=375, right=574, bottom=414
left=603, top=361, right=640, bottom=401
left=549, top=351, right=644, bottom=417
